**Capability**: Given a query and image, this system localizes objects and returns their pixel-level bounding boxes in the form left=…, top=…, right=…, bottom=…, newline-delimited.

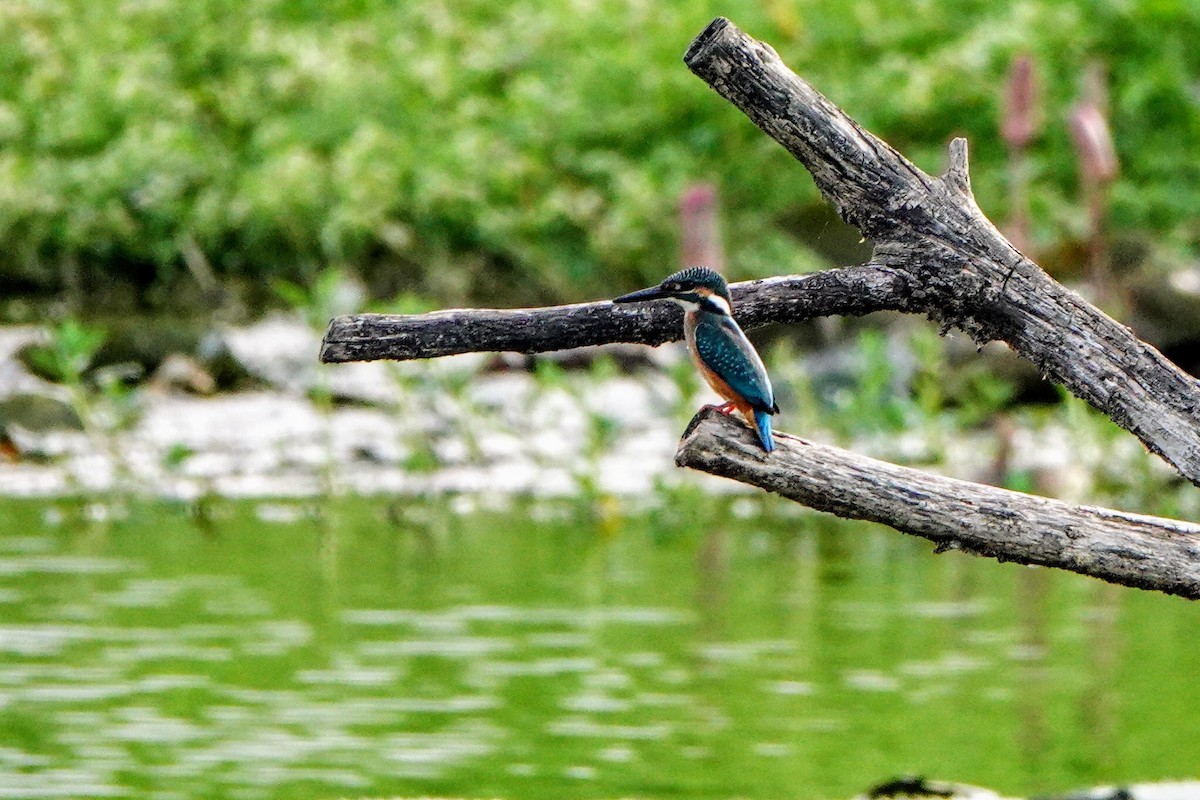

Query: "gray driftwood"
left=318, top=17, right=1200, bottom=595
left=680, top=409, right=1200, bottom=599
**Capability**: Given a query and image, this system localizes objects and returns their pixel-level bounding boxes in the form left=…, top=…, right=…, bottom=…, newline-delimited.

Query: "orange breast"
left=684, top=312, right=755, bottom=420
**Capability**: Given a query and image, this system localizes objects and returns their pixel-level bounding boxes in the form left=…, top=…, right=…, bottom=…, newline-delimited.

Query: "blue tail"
left=753, top=409, right=775, bottom=452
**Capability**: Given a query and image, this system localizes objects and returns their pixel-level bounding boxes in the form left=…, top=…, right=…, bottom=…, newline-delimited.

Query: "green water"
left=0, top=497, right=1198, bottom=800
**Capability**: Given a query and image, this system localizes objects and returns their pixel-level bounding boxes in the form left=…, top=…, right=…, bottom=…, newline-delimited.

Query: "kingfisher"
left=613, top=267, right=778, bottom=452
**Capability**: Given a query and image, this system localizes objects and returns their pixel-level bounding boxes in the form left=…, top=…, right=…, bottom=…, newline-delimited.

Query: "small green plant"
left=26, top=319, right=144, bottom=497
left=27, top=320, right=106, bottom=389
left=834, top=329, right=910, bottom=436
left=564, top=359, right=625, bottom=520
left=909, top=325, right=948, bottom=420
left=664, top=350, right=701, bottom=426
left=952, top=365, right=1016, bottom=428
left=162, top=442, right=196, bottom=471
left=91, top=364, right=144, bottom=434
left=532, top=359, right=568, bottom=391
left=370, top=292, right=437, bottom=316
left=274, top=266, right=372, bottom=496
left=574, top=403, right=621, bottom=516
left=272, top=266, right=366, bottom=333
left=764, top=338, right=822, bottom=437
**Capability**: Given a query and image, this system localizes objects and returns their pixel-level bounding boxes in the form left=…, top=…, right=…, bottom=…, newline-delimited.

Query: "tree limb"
left=678, top=409, right=1200, bottom=599
left=319, top=266, right=910, bottom=362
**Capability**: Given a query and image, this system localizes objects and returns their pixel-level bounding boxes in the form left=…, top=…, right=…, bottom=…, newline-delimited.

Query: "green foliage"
left=952, top=361, right=1017, bottom=428
left=531, top=357, right=568, bottom=391
left=793, top=326, right=1017, bottom=443
left=90, top=363, right=143, bottom=433
left=26, top=319, right=106, bottom=386
left=4, top=1, right=1200, bottom=305
left=272, top=265, right=364, bottom=330
left=839, top=329, right=910, bottom=434
left=664, top=350, right=702, bottom=425
left=26, top=318, right=144, bottom=495
left=162, top=442, right=196, bottom=470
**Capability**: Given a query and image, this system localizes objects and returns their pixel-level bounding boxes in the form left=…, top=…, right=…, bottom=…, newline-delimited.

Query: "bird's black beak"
left=612, top=285, right=670, bottom=304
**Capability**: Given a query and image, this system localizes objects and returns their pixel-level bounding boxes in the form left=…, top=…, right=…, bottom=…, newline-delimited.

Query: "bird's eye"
left=665, top=282, right=679, bottom=291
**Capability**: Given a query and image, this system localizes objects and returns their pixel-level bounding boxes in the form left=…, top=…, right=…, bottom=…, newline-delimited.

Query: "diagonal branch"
left=678, top=409, right=1200, bottom=599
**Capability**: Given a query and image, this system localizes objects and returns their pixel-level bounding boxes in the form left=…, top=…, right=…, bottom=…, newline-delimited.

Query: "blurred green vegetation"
left=2, top=0, right=1199, bottom=310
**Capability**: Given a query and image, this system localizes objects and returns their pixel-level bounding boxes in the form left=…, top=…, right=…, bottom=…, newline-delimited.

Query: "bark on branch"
left=678, top=409, right=1200, bottom=599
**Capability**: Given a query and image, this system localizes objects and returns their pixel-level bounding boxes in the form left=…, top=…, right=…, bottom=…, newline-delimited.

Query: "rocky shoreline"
left=0, top=317, right=689, bottom=500
left=0, top=316, right=1180, bottom=507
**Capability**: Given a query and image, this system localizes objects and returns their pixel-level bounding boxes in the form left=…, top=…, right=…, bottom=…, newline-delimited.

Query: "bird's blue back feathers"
left=692, top=312, right=776, bottom=414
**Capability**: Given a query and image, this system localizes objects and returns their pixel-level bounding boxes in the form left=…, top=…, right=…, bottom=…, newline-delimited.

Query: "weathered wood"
left=320, top=266, right=911, bottom=362
left=682, top=17, right=1200, bottom=487
left=677, top=409, right=1200, bottom=599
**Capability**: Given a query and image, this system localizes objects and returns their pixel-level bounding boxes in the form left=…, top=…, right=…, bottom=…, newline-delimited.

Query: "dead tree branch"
left=318, top=17, right=1200, bottom=594
left=678, top=410, right=1200, bottom=599
left=320, top=266, right=909, bottom=362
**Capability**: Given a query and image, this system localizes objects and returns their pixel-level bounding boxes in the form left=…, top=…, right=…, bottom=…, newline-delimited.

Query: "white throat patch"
left=702, top=293, right=732, bottom=316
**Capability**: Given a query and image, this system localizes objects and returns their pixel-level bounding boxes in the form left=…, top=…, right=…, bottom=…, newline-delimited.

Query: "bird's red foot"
left=703, top=401, right=737, bottom=415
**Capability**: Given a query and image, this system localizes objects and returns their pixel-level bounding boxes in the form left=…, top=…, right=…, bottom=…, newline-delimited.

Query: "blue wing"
left=693, top=313, right=777, bottom=414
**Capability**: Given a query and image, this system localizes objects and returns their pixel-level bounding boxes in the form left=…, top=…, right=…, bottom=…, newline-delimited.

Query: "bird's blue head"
left=612, top=267, right=732, bottom=315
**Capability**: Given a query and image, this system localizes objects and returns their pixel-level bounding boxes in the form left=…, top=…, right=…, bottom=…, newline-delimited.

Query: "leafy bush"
left=1, top=0, right=1198, bottom=306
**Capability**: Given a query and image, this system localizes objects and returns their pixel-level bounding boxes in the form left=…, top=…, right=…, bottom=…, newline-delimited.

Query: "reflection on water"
left=0, top=497, right=1198, bottom=799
